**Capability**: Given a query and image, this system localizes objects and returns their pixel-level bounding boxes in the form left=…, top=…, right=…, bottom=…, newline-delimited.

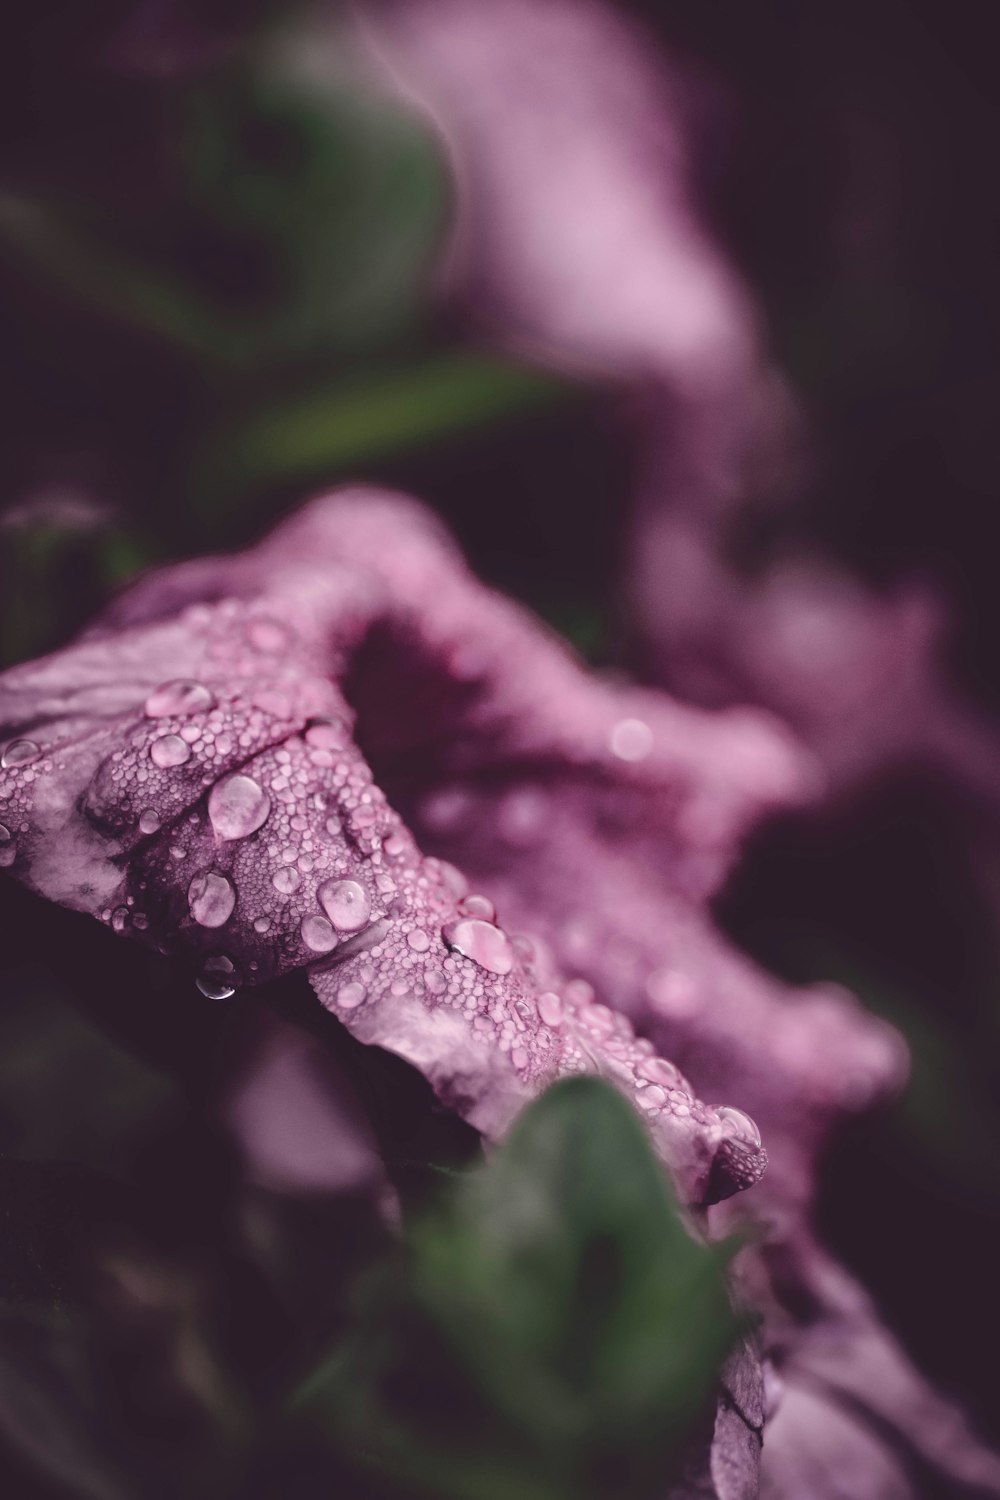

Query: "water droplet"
left=138, top=809, right=161, bottom=835
left=609, top=717, right=654, bottom=762
left=425, top=968, right=447, bottom=995
left=498, top=788, right=548, bottom=845
left=253, top=915, right=271, bottom=934
left=111, top=905, right=129, bottom=933
left=337, top=980, right=367, bottom=1009
left=144, top=680, right=214, bottom=718
left=188, top=871, right=235, bottom=928
left=334, top=917, right=392, bottom=961
left=1, top=739, right=40, bottom=769
left=304, top=716, right=349, bottom=750
left=442, top=918, right=514, bottom=975
left=208, top=773, right=270, bottom=839
left=717, top=1105, right=762, bottom=1149
left=271, top=866, right=300, bottom=895
left=150, top=734, right=191, bottom=768
left=196, top=954, right=238, bottom=1000
left=458, top=893, right=496, bottom=922
left=318, top=877, right=370, bottom=932
left=638, top=1056, right=681, bottom=1088
left=537, top=991, right=563, bottom=1026
left=301, top=913, right=336, bottom=952
left=407, top=928, right=431, bottom=952
left=438, top=861, right=469, bottom=899
left=248, top=618, right=289, bottom=653
left=564, top=978, right=595, bottom=1008
left=0, top=824, right=15, bottom=868
left=132, top=912, right=149, bottom=931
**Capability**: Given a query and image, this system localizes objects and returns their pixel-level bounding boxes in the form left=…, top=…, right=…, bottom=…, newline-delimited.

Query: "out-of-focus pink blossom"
left=371, top=0, right=758, bottom=395
left=376, top=0, right=1000, bottom=814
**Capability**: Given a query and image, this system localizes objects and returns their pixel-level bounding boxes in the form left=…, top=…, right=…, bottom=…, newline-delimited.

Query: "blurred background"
left=2, top=1, right=1000, bottom=1495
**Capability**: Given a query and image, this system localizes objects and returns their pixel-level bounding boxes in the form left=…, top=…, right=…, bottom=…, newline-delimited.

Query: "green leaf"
left=291, top=1078, right=738, bottom=1500
left=194, top=352, right=574, bottom=511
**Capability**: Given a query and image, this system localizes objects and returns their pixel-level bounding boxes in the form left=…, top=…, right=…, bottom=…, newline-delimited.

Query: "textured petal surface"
left=0, top=488, right=802, bottom=1206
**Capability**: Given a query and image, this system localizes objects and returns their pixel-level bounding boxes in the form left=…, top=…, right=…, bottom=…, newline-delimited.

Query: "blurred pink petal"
left=373, top=0, right=757, bottom=394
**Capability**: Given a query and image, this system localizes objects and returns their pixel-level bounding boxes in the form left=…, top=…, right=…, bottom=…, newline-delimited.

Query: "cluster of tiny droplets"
left=0, top=594, right=763, bottom=1181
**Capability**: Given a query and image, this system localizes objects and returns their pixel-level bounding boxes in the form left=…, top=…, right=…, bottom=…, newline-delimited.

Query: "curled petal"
left=0, top=489, right=799, bottom=1205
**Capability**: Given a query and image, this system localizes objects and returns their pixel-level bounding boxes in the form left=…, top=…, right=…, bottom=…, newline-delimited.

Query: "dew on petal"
left=609, top=717, right=654, bottom=762
left=717, top=1105, right=762, bottom=1148
left=638, top=1056, right=682, bottom=1088
left=272, top=866, right=301, bottom=894
left=208, top=773, right=271, bottom=839
left=138, top=809, right=161, bottom=835
left=144, top=680, right=214, bottom=718
left=111, top=905, right=129, bottom=933
left=188, top=871, right=236, bottom=928
left=150, top=734, right=191, bottom=768
left=336, top=980, right=367, bottom=1009
left=196, top=954, right=238, bottom=1000
left=0, top=824, right=15, bottom=868
left=248, top=618, right=290, bottom=653
left=407, top=928, right=431, bottom=952
left=442, top=917, right=514, bottom=975
left=305, top=716, right=349, bottom=750
left=1, top=739, right=40, bottom=769
left=301, top=913, right=337, bottom=952
left=253, top=915, right=271, bottom=934
left=438, top=860, right=469, bottom=899
left=334, top=917, right=392, bottom=961
left=318, top=877, right=371, bottom=932
left=458, top=893, right=496, bottom=922
left=537, top=990, right=563, bottom=1026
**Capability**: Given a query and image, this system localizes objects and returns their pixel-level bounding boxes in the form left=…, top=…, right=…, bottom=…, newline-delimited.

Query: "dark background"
left=2, top=0, right=1000, bottom=1488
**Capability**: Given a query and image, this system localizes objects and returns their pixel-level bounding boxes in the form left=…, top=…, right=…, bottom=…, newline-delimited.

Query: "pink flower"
left=0, top=489, right=795, bottom=1206
left=2, top=488, right=998, bottom=1495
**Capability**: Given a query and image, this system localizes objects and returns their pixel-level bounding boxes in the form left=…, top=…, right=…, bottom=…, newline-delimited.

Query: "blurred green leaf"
left=196, top=352, right=575, bottom=511
left=291, top=1078, right=737, bottom=1500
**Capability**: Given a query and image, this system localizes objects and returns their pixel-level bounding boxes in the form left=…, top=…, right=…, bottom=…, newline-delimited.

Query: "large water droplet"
left=458, top=893, right=496, bottom=922
left=138, top=809, right=161, bottom=835
left=248, top=618, right=289, bottom=653
left=336, top=980, right=367, bottom=1010
left=188, top=871, right=236, bottom=928
left=0, top=824, right=15, bottom=868
left=537, top=991, right=563, bottom=1026
left=407, top=928, right=431, bottom=953
left=272, top=866, right=300, bottom=894
left=304, top=716, right=349, bottom=750
left=1, top=739, right=40, bottom=769
left=609, top=717, right=653, bottom=762
left=717, top=1105, right=762, bottom=1149
left=144, top=680, right=214, bottom=718
left=196, top=954, right=238, bottom=1000
left=209, top=773, right=270, bottom=839
left=301, top=913, right=336, bottom=952
left=638, top=1056, right=681, bottom=1088
left=334, top=917, right=392, bottom=961
left=442, top=918, right=514, bottom=975
left=318, top=877, right=370, bottom=932
left=150, top=734, right=191, bottom=768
